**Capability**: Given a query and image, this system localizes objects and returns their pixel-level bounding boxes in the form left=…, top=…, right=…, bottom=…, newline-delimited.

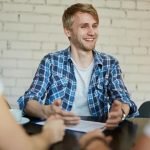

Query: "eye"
left=92, top=23, right=98, bottom=28
left=80, top=23, right=89, bottom=28
left=81, top=25, right=87, bottom=28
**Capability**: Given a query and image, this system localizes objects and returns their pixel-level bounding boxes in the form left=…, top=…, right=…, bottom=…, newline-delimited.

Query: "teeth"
left=85, top=39, right=94, bottom=41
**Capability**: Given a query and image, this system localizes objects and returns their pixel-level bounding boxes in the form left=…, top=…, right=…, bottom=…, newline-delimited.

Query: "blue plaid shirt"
left=18, top=47, right=138, bottom=121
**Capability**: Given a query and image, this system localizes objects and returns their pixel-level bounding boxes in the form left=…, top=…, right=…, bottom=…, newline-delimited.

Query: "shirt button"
left=97, top=84, right=102, bottom=89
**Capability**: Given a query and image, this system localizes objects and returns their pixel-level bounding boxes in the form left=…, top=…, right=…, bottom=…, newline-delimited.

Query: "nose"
left=87, top=27, right=95, bottom=36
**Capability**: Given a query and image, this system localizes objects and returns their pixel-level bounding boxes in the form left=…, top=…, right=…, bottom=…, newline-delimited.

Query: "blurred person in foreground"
left=0, top=82, right=65, bottom=150
left=132, top=122, right=150, bottom=150
left=79, top=129, right=112, bottom=150
left=18, top=3, right=138, bottom=129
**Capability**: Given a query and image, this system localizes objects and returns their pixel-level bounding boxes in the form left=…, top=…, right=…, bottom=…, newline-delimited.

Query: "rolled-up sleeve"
left=108, top=60, right=139, bottom=118
left=17, top=56, right=51, bottom=111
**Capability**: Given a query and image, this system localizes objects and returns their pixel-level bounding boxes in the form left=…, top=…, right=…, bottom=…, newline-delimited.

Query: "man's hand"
left=106, top=100, right=129, bottom=129
left=42, top=99, right=80, bottom=125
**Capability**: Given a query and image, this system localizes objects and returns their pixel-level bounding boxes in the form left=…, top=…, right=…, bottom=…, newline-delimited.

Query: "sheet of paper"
left=66, top=120, right=105, bottom=132
left=35, top=120, right=105, bottom=133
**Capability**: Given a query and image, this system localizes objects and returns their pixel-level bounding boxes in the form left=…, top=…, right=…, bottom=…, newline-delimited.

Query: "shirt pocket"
left=94, top=79, right=104, bottom=99
left=94, top=76, right=109, bottom=102
left=51, top=74, right=68, bottom=92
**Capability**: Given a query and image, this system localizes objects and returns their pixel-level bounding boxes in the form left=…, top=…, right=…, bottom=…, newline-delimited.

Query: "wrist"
left=121, top=103, right=130, bottom=120
left=121, top=108, right=126, bottom=121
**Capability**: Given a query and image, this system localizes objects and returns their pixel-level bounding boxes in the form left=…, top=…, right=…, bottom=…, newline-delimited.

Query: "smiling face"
left=64, top=12, right=99, bottom=52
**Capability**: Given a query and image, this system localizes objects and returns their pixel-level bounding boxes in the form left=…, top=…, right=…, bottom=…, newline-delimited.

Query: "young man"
left=18, top=3, right=138, bottom=128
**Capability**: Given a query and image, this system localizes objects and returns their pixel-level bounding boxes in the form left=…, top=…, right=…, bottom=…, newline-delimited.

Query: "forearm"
left=30, top=133, right=51, bottom=150
left=30, top=123, right=64, bottom=150
left=24, top=100, right=45, bottom=119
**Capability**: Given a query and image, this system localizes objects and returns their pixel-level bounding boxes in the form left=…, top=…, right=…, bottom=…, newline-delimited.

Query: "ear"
left=64, top=28, right=71, bottom=38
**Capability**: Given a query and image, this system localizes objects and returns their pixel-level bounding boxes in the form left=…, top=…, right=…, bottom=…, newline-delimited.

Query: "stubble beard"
left=80, top=40, right=96, bottom=52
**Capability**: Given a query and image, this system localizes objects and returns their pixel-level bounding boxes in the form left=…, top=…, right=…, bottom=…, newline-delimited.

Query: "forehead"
left=72, top=12, right=98, bottom=24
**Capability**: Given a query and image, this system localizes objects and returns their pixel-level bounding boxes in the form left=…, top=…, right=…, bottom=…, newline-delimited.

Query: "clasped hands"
left=41, top=99, right=80, bottom=125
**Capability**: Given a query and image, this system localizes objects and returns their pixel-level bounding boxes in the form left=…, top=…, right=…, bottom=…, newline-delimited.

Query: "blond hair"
left=62, top=3, right=99, bottom=30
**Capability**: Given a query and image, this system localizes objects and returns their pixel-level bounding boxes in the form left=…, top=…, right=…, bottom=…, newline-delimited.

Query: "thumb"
left=111, top=100, right=122, bottom=111
left=53, top=99, right=62, bottom=106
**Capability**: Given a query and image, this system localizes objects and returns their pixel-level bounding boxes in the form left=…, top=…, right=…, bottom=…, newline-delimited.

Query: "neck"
left=70, top=46, right=94, bottom=68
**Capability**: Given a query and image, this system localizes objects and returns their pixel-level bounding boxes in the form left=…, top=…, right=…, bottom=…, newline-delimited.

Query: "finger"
left=105, top=123, right=119, bottom=129
left=105, top=136, right=112, bottom=144
left=106, top=117, right=121, bottom=124
left=51, top=105, right=62, bottom=114
left=108, top=111, right=122, bottom=119
left=64, top=121, right=78, bottom=125
left=107, top=114, right=122, bottom=124
left=64, top=120, right=79, bottom=125
left=111, top=100, right=122, bottom=110
left=106, top=117, right=121, bottom=129
left=53, top=99, right=62, bottom=106
left=43, top=105, right=54, bottom=116
left=63, top=115, right=80, bottom=121
left=64, top=119, right=80, bottom=125
left=113, top=100, right=122, bottom=106
left=61, top=111, right=79, bottom=117
left=105, top=121, right=119, bottom=129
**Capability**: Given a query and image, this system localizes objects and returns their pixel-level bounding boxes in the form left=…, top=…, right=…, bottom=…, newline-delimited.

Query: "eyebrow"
left=79, top=22, right=98, bottom=26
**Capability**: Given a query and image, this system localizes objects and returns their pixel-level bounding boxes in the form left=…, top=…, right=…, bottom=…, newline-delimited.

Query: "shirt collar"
left=93, top=50, right=103, bottom=66
left=66, top=46, right=72, bottom=62
left=66, top=47, right=103, bottom=66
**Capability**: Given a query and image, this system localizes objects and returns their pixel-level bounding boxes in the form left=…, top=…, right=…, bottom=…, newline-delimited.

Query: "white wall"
left=0, top=0, right=150, bottom=108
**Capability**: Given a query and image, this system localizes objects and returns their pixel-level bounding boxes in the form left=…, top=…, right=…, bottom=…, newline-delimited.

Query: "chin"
left=82, top=48, right=92, bottom=52
left=87, top=43, right=96, bottom=50
left=86, top=46, right=95, bottom=51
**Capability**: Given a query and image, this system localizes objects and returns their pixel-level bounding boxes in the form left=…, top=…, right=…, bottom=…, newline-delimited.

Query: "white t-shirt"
left=71, top=58, right=94, bottom=116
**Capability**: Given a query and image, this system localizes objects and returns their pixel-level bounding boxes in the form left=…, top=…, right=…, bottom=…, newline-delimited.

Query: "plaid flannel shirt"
left=18, top=47, right=138, bottom=121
